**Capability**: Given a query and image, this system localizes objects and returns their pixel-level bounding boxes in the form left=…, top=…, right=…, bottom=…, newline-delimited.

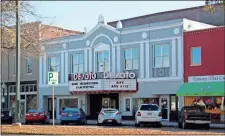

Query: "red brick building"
left=177, top=26, right=225, bottom=123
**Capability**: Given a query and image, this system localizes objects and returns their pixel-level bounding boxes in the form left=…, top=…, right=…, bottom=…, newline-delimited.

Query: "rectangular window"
left=26, top=57, right=32, bottom=74
left=97, top=51, right=109, bottom=72
left=48, top=56, right=60, bottom=81
left=124, top=98, right=131, bottom=112
left=71, top=53, right=84, bottom=73
left=124, top=48, right=138, bottom=70
left=191, top=47, right=201, bottom=65
left=153, top=45, right=170, bottom=68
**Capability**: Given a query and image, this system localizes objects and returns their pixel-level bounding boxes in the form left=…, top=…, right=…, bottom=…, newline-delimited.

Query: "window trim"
left=124, top=48, right=139, bottom=70
left=153, top=44, right=170, bottom=68
left=26, top=57, right=33, bottom=75
left=190, top=46, right=202, bottom=66
left=96, top=51, right=110, bottom=72
left=123, top=97, right=132, bottom=112
left=70, top=53, right=84, bottom=74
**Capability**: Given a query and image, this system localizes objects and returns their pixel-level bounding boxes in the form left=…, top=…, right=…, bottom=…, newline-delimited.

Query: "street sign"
left=48, top=72, right=58, bottom=85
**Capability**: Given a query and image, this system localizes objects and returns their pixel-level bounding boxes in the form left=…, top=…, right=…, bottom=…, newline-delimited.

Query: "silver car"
left=97, top=108, right=122, bottom=126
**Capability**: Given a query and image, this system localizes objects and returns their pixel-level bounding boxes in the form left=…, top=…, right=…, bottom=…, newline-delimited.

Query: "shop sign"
left=188, top=75, right=225, bottom=83
left=69, top=79, right=137, bottom=91
left=103, top=72, right=136, bottom=79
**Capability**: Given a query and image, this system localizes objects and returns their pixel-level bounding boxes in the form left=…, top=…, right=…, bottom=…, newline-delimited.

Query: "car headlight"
left=9, top=112, right=12, bottom=116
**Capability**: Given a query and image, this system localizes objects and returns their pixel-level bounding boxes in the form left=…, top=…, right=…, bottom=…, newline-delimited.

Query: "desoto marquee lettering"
left=104, top=72, right=135, bottom=79
left=74, top=72, right=96, bottom=80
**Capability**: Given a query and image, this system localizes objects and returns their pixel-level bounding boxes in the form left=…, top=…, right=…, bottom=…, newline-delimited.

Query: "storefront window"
left=125, top=98, right=131, bottom=112
left=26, top=95, right=37, bottom=112
left=9, top=95, right=16, bottom=116
left=59, top=98, right=78, bottom=113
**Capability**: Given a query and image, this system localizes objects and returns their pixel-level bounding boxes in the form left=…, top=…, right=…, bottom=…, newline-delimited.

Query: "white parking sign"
left=48, top=72, right=58, bottom=85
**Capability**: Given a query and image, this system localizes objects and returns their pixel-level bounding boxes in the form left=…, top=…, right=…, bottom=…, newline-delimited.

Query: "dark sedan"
left=1, top=109, right=13, bottom=124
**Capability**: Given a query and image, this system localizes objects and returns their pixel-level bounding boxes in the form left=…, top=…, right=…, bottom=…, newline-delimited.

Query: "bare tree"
left=204, top=0, right=225, bottom=13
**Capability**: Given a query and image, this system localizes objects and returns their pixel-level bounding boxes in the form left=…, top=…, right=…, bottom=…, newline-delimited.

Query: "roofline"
left=184, top=26, right=225, bottom=34
left=107, top=3, right=221, bottom=25
left=41, top=24, right=82, bottom=34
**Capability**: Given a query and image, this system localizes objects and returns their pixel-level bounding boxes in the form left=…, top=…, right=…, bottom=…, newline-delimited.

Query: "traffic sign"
left=48, top=72, right=58, bottom=85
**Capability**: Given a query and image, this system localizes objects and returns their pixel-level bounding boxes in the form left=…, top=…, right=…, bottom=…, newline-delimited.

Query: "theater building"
left=177, top=26, right=225, bottom=123
left=38, top=16, right=214, bottom=121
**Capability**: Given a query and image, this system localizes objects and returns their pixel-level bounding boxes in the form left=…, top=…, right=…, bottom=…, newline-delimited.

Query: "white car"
left=97, top=108, right=122, bottom=126
left=135, top=104, right=162, bottom=127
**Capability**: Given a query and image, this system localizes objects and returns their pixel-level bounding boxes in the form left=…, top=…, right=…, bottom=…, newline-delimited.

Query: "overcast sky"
left=28, top=1, right=205, bottom=32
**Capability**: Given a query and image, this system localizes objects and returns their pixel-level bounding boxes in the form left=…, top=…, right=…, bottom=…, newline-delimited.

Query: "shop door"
left=20, top=100, right=26, bottom=122
left=161, top=98, right=168, bottom=119
left=48, top=98, right=56, bottom=119
left=102, top=98, right=110, bottom=108
left=109, top=99, right=116, bottom=109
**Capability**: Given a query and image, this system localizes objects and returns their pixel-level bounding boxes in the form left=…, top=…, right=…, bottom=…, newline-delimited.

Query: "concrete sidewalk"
left=50, top=119, right=225, bottom=129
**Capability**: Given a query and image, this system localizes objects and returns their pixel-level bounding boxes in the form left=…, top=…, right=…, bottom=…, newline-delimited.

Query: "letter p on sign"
left=48, top=72, right=58, bottom=85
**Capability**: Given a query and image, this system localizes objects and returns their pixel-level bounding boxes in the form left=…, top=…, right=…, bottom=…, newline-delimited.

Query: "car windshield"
left=28, top=109, right=42, bottom=113
left=184, top=107, right=205, bottom=113
left=140, top=105, right=159, bottom=111
left=103, top=109, right=118, bottom=113
left=64, top=108, right=80, bottom=113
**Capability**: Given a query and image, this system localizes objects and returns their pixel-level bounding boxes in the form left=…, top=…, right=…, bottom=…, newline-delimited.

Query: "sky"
left=28, top=1, right=205, bottom=32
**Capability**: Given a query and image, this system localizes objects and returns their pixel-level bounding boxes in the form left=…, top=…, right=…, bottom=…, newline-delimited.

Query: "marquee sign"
left=68, top=79, right=137, bottom=92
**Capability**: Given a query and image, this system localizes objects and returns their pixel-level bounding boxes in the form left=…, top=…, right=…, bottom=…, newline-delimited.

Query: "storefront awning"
left=176, top=82, right=225, bottom=96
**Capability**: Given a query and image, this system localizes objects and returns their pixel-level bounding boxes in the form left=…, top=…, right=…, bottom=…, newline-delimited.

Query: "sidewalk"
left=49, top=119, right=225, bottom=129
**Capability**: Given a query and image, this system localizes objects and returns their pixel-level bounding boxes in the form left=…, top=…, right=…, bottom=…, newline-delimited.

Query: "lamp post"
left=1, top=83, right=7, bottom=109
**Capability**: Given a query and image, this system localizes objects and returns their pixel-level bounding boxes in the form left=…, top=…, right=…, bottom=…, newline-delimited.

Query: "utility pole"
left=14, top=0, right=21, bottom=125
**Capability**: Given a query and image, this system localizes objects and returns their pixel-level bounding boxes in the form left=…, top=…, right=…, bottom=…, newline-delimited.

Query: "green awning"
left=176, top=82, right=225, bottom=96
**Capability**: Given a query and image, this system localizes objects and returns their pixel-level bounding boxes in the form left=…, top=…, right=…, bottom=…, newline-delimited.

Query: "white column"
left=112, top=46, right=116, bottom=72
left=39, top=56, right=43, bottom=84
left=43, top=57, right=47, bottom=84
left=64, top=51, right=69, bottom=83
left=56, top=98, right=60, bottom=120
left=60, top=52, right=64, bottom=83
left=177, top=37, right=182, bottom=77
left=84, top=49, right=88, bottom=72
left=172, top=39, right=177, bottom=77
left=116, top=46, right=121, bottom=72
left=145, top=42, right=150, bottom=78
left=140, top=43, right=144, bottom=78
left=88, top=49, right=92, bottom=72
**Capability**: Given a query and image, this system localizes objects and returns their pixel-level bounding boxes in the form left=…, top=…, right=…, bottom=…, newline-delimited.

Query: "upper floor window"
left=191, top=47, right=201, bottom=65
left=97, top=51, right=109, bottom=72
left=124, top=48, right=138, bottom=70
left=153, top=45, right=170, bottom=68
left=26, top=57, right=32, bottom=74
left=71, top=53, right=84, bottom=73
left=48, top=56, right=60, bottom=72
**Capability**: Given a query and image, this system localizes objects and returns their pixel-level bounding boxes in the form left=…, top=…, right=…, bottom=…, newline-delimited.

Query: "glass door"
left=20, top=100, right=26, bottom=122
left=109, top=99, right=116, bottom=109
left=161, top=98, right=168, bottom=119
left=102, top=98, right=110, bottom=108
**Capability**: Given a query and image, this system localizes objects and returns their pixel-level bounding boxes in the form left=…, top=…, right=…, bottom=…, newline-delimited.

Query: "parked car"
left=177, top=105, right=211, bottom=130
left=1, top=109, right=13, bottom=124
left=60, top=107, right=87, bottom=125
left=97, top=108, right=122, bottom=126
left=25, top=109, right=50, bottom=124
left=135, top=104, right=162, bottom=127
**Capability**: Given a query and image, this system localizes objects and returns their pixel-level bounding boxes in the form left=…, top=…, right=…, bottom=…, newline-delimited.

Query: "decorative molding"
left=171, top=39, right=176, bottom=77
left=86, top=40, right=90, bottom=46
left=90, top=33, right=113, bottom=47
left=173, top=28, right=180, bottom=35
left=62, top=43, right=67, bottom=49
left=88, top=49, right=92, bottom=72
left=84, top=49, right=88, bottom=72
left=112, top=46, right=116, bottom=72
left=116, top=46, right=121, bottom=72
left=39, top=84, right=68, bottom=88
left=177, top=37, right=182, bottom=77
left=142, top=32, right=147, bottom=39
left=64, top=51, right=69, bottom=83
left=113, top=36, right=118, bottom=43
left=145, top=42, right=150, bottom=78
left=60, top=53, right=64, bottom=83
left=138, top=76, right=182, bottom=83
left=140, top=43, right=144, bottom=78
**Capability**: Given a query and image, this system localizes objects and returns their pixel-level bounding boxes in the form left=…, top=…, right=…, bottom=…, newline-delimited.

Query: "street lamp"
left=1, top=83, right=7, bottom=108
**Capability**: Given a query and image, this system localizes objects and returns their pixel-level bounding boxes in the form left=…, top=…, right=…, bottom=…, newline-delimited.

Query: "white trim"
left=177, top=37, right=182, bottom=77
left=137, top=76, right=182, bottom=83
left=84, top=49, right=88, bottom=72
left=44, top=23, right=182, bottom=45
left=140, top=43, right=144, bottom=78
left=64, top=51, right=69, bottom=83
left=172, top=39, right=177, bottom=76
left=145, top=42, right=150, bottom=78
left=60, top=53, right=64, bottom=83
left=91, top=33, right=113, bottom=47
left=43, top=57, right=47, bottom=84
left=39, top=84, right=68, bottom=88
left=121, top=23, right=183, bottom=34
left=39, top=56, right=43, bottom=84
left=112, top=46, right=116, bottom=72
left=9, top=92, right=37, bottom=95
left=88, top=49, right=92, bottom=72
left=116, top=46, right=121, bottom=72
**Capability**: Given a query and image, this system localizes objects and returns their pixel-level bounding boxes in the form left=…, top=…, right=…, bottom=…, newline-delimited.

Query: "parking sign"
left=48, top=72, right=58, bottom=85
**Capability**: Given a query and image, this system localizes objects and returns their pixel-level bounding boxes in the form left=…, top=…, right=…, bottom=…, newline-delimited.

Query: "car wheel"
left=182, top=120, right=187, bottom=129
left=135, top=123, right=140, bottom=127
left=205, top=124, right=210, bottom=130
left=178, top=121, right=182, bottom=128
left=25, top=121, right=28, bottom=125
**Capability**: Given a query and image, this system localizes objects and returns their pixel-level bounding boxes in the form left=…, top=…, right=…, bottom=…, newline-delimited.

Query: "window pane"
left=192, top=48, right=201, bottom=64
left=154, top=46, right=161, bottom=57
left=125, top=60, right=132, bottom=70
left=72, top=65, right=78, bottom=73
left=97, top=62, right=104, bottom=72
left=154, top=56, right=162, bottom=67
left=103, top=51, right=109, bottom=61
left=125, top=99, right=130, bottom=112
left=163, top=56, right=170, bottom=67
left=78, top=54, right=83, bottom=64
left=104, top=61, right=109, bottom=71
left=97, top=53, right=103, bottom=62
left=72, top=54, right=78, bottom=64
left=124, top=49, right=131, bottom=59
left=132, top=48, right=138, bottom=59
left=132, top=59, right=138, bottom=69
left=78, top=64, right=83, bottom=73
left=163, top=45, right=170, bottom=56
